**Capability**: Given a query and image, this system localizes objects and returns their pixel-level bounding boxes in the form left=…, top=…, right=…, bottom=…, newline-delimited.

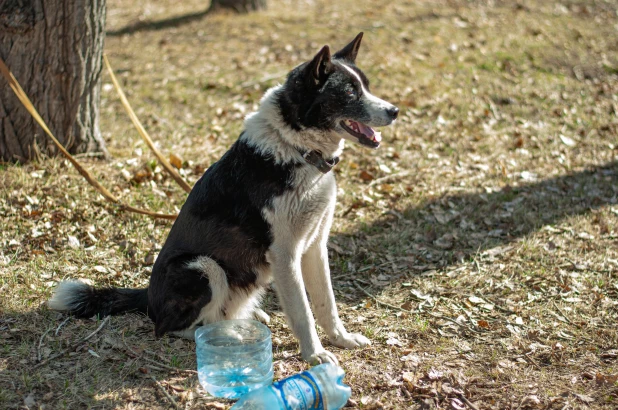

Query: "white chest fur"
left=264, top=168, right=336, bottom=256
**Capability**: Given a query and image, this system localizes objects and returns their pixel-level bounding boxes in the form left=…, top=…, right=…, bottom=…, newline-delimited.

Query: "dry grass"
left=1, top=0, right=618, bottom=408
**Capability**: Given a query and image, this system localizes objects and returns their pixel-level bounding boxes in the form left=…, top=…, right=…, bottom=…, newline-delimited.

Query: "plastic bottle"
left=196, top=320, right=273, bottom=399
left=231, top=363, right=351, bottom=410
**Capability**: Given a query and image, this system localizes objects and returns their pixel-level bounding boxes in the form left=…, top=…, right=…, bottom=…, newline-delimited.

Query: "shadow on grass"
left=332, top=159, right=617, bottom=278
left=0, top=309, right=188, bottom=409
left=107, top=8, right=211, bottom=37
left=106, top=8, right=456, bottom=38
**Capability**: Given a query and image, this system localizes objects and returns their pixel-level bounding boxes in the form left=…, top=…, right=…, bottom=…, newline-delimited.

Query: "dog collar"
left=298, top=149, right=340, bottom=174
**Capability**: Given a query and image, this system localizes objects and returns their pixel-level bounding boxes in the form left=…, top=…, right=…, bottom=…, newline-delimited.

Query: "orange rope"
left=0, top=56, right=178, bottom=220
left=103, top=54, right=192, bottom=194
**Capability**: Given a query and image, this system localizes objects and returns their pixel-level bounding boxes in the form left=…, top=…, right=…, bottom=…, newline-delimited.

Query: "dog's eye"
left=346, top=89, right=357, bottom=98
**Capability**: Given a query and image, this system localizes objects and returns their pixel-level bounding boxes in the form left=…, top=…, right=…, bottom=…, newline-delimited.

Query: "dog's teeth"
left=374, top=132, right=382, bottom=142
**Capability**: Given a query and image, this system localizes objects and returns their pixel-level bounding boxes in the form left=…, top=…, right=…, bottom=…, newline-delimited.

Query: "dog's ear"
left=305, top=45, right=333, bottom=86
left=333, top=32, right=363, bottom=63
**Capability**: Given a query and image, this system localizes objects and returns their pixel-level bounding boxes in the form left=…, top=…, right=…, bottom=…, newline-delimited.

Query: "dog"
left=49, top=33, right=399, bottom=365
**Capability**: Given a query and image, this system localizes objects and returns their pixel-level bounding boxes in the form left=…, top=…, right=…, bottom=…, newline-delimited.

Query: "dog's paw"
left=303, top=349, right=339, bottom=366
left=330, top=332, right=371, bottom=349
left=253, top=308, right=270, bottom=324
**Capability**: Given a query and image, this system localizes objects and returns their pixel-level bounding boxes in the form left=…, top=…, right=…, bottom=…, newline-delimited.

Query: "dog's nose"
left=387, top=106, right=399, bottom=120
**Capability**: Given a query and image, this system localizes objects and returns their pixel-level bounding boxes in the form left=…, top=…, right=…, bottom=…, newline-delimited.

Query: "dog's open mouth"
left=340, top=120, right=382, bottom=148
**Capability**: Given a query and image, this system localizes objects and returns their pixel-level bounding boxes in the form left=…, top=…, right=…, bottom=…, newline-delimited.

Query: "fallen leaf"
left=121, top=168, right=132, bottom=181
left=169, top=153, right=183, bottom=169
left=67, top=235, right=80, bottom=249
left=427, top=368, right=443, bottom=380
left=600, top=350, right=618, bottom=361
left=401, top=301, right=414, bottom=311
left=402, top=372, right=416, bottom=386
left=400, top=354, right=420, bottom=365
left=441, top=382, right=454, bottom=395
left=169, top=384, right=186, bottom=392
left=327, top=242, right=349, bottom=255
left=514, top=136, right=524, bottom=148
left=434, top=235, right=453, bottom=250
left=23, top=393, right=36, bottom=409
left=411, top=289, right=431, bottom=300
left=359, top=170, right=375, bottom=182
left=378, top=164, right=392, bottom=173
left=520, top=395, right=541, bottom=408
left=450, top=397, right=466, bottom=410
left=595, top=372, right=618, bottom=386
left=481, top=303, right=495, bottom=311
left=574, top=393, right=594, bottom=404
left=386, top=337, right=403, bottom=347
left=477, top=320, right=490, bottom=329
left=378, top=183, right=393, bottom=193
left=132, top=166, right=153, bottom=183
left=144, top=253, right=158, bottom=266
left=482, top=245, right=514, bottom=257
left=544, top=241, right=557, bottom=251
left=577, top=232, right=594, bottom=240
left=559, top=134, right=576, bottom=147
left=520, top=171, right=537, bottom=181
left=433, top=210, right=457, bottom=225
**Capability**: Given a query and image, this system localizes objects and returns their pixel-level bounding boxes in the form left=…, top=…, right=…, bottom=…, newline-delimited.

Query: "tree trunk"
left=0, top=0, right=107, bottom=163
left=209, top=0, right=266, bottom=13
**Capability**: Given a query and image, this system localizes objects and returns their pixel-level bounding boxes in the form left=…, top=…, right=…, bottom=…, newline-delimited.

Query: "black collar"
left=297, top=149, right=340, bottom=174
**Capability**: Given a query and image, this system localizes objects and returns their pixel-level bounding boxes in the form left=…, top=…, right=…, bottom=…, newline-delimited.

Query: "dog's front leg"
left=269, top=246, right=339, bottom=365
left=302, top=242, right=371, bottom=349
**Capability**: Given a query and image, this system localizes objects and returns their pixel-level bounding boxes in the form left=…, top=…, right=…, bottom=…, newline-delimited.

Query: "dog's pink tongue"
left=348, top=121, right=370, bottom=136
left=349, top=120, right=381, bottom=142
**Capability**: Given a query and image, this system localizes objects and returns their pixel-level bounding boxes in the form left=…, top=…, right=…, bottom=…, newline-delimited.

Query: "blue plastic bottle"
left=231, top=363, right=351, bottom=410
left=195, top=320, right=274, bottom=399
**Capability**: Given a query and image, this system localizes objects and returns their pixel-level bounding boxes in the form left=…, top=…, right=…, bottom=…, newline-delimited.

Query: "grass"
left=1, top=0, right=618, bottom=408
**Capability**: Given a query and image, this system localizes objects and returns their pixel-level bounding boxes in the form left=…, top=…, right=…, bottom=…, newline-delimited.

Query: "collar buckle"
left=299, top=149, right=339, bottom=174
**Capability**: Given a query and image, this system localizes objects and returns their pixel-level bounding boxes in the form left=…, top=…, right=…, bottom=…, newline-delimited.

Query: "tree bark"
left=0, top=0, right=107, bottom=163
left=209, top=0, right=267, bottom=13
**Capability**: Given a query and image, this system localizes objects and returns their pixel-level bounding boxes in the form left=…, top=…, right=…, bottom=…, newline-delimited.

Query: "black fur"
left=333, top=32, right=364, bottom=63
left=147, top=139, right=299, bottom=335
left=148, top=253, right=213, bottom=337
left=62, top=286, right=148, bottom=318
left=278, top=43, right=375, bottom=131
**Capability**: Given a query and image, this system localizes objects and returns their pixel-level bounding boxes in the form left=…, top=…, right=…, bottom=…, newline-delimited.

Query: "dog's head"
left=278, top=33, right=399, bottom=149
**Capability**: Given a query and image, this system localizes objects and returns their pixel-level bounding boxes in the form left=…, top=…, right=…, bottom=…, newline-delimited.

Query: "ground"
left=1, top=0, right=617, bottom=408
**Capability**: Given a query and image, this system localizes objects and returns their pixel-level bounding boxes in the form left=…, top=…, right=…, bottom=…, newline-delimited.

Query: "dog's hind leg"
left=150, top=255, right=229, bottom=338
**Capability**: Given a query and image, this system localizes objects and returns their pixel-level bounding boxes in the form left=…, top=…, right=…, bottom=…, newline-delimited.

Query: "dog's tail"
left=48, top=280, right=148, bottom=318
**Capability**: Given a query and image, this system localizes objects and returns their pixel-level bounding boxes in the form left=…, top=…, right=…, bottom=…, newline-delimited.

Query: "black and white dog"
left=49, top=33, right=398, bottom=364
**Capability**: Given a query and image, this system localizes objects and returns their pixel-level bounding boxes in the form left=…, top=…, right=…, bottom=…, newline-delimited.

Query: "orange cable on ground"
left=103, top=54, right=193, bottom=194
left=0, top=56, right=178, bottom=220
